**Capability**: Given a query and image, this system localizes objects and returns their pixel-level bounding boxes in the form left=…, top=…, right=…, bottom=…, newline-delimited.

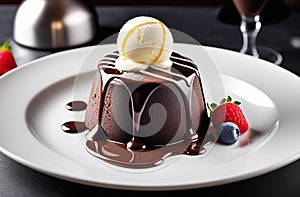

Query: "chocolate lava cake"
left=84, top=51, right=210, bottom=148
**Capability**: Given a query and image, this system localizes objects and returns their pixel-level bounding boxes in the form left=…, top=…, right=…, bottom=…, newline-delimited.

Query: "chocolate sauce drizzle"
left=65, top=101, right=87, bottom=111
left=61, top=121, right=87, bottom=134
left=61, top=101, right=88, bottom=133
left=62, top=52, right=214, bottom=168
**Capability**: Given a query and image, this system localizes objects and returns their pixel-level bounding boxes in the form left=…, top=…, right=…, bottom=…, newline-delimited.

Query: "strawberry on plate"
left=0, top=41, right=17, bottom=76
left=207, top=96, right=249, bottom=134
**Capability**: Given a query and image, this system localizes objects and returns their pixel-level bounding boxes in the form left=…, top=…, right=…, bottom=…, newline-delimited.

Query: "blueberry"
left=217, top=122, right=240, bottom=145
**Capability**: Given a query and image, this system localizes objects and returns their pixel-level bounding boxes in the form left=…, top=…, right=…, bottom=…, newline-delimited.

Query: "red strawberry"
left=0, top=41, right=17, bottom=75
left=208, top=96, right=249, bottom=134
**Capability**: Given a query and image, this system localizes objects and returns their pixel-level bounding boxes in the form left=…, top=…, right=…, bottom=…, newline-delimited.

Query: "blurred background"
left=0, top=0, right=299, bottom=68
left=1, top=0, right=229, bottom=6
left=0, top=0, right=299, bottom=7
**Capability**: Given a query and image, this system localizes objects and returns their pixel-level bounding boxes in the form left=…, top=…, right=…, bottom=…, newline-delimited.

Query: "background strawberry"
left=208, top=96, right=249, bottom=134
left=0, top=41, right=17, bottom=75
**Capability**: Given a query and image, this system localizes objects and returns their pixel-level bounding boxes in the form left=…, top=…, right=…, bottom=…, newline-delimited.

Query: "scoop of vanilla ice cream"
left=115, top=16, right=173, bottom=71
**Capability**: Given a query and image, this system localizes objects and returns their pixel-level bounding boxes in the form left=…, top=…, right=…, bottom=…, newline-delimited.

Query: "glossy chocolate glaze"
left=62, top=51, right=212, bottom=168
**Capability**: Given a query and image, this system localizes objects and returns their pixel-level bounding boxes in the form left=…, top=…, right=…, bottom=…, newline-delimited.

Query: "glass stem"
left=240, top=15, right=261, bottom=57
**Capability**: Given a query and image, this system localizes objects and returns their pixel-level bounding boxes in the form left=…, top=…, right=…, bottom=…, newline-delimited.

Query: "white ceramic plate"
left=1, top=43, right=300, bottom=191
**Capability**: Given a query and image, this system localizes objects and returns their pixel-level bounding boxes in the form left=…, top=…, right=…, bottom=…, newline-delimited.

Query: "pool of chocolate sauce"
left=62, top=52, right=214, bottom=168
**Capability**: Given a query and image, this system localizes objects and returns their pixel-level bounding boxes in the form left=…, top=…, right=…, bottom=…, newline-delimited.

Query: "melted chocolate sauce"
left=62, top=51, right=213, bottom=168
left=65, top=101, right=87, bottom=111
left=61, top=121, right=87, bottom=134
left=85, top=132, right=215, bottom=168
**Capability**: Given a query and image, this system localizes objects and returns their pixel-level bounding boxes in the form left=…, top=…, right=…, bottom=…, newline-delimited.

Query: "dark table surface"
left=1, top=4, right=300, bottom=197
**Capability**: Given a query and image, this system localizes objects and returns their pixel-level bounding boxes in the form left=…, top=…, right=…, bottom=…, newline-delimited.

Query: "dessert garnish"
left=217, top=122, right=240, bottom=145
left=115, top=16, right=173, bottom=72
left=0, top=41, right=17, bottom=76
left=207, top=96, right=249, bottom=144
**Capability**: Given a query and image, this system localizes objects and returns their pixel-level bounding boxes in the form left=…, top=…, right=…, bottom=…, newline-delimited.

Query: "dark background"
left=0, top=0, right=228, bottom=6
left=0, top=0, right=299, bottom=11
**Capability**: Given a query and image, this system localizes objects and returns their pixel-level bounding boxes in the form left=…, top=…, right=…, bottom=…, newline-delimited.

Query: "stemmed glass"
left=232, top=0, right=283, bottom=65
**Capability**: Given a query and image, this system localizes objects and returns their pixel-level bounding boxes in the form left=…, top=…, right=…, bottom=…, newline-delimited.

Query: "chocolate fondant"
left=85, top=51, right=210, bottom=148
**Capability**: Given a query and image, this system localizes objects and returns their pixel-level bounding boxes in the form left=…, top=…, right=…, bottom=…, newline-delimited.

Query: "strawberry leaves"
left=0, top=41, right=12, bottom=52
left=207, top=96, right=241, bottom=115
